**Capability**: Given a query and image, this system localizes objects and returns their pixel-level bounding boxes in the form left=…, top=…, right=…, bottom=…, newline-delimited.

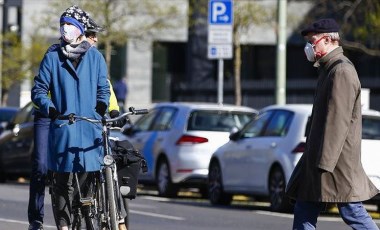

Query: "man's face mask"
left=304, top=36, right=327, bottom=62
left=60, top=24, right=81, bottom=44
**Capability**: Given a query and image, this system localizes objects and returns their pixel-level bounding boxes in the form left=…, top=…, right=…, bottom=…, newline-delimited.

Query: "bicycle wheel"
left=83, top=177, right=102, bottom=230
left=105, top=167, right=118, bottom=230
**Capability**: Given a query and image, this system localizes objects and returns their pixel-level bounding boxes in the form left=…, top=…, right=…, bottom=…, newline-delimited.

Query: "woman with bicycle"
left=31, top=5, right=110, bottom=230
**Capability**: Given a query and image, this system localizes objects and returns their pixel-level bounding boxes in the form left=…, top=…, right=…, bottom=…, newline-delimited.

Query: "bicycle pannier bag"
left=110, top=139, right=148, bottom=199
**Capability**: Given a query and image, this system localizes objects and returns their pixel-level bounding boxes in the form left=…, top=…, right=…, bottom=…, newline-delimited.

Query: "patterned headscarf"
left=60, top=5, right=90, bottom=34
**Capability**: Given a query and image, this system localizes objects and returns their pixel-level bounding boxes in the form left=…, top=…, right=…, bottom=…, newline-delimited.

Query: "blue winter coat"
left=31, top=45, right=110, bottom=172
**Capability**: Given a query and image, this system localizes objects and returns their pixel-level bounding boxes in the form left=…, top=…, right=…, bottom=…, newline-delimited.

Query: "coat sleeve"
left=31, top=54, right=54, bottom=117
left=96, top=55, right=110, bottom=107
left=317, top=63, right=359, bottom=172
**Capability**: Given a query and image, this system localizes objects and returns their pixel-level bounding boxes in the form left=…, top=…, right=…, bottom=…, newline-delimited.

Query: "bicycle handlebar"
left=128, top=106, right=149, bottom=115
left=57, top=106, right=149, bottom=127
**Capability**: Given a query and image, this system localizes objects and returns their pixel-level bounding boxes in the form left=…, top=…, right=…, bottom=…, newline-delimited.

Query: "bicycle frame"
left=51, top=107, right=148, bottom=230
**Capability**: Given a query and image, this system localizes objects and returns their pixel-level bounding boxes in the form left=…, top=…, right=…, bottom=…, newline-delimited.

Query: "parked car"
left=118, top=102, right=257, bottom=197
left=0, top=102, right=34, bottom=181
left=0, top=106, right=19, bottom=135
left=208, top=104, right=380, bottom=212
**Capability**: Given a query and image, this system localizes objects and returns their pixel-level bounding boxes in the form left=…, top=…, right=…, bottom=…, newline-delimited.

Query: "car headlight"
left=103, top=155, right=114, bottom=166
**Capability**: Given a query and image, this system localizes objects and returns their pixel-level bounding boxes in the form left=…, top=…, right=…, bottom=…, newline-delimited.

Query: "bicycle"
left=49, top=107, right=148, bottom=230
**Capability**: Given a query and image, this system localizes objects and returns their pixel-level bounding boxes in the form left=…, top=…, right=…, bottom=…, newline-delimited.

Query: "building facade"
left=3, top=0, right=380, bottom=110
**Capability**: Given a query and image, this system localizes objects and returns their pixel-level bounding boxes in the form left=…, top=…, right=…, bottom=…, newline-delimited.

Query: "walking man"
left=286, top=18, right=379, bottom=230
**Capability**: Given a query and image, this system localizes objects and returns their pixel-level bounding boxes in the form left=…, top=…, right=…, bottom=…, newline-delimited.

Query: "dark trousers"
left=28, top=115, right=50, bottom=224
left=53, top=173, right=74, bottom=227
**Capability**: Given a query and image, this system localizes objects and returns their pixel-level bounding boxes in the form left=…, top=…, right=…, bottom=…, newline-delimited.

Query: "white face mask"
left=304, top=42, right=316, bottom=62
left=60, top=24, right=81, bottom=44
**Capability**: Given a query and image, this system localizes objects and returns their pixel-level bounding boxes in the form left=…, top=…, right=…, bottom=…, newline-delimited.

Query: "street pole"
left=0, top=0, right=3, bottom=106
left=217, top=59, right=224, bottom=104
left=275, top=0, right=287, bottom=105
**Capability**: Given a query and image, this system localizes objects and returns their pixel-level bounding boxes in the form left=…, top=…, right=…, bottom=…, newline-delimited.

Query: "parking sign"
left=208, top=0, right=233, bottom=59
left=208, top=0, right=233, bottom=25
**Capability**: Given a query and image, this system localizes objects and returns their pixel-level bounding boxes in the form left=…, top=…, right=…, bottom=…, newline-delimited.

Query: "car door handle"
left=246, top=145, right=252, bottom=149
left=270, top=142, right=277, bottom=148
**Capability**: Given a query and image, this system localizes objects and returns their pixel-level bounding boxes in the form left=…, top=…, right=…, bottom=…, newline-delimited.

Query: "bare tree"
left=0, top=32, right=49, bottom=105
left=293, top=0, right=380, bottom=56
left=233, top=1, right=272, bottom=105
left=41, top=0, right=183, bottom=77
left=0, top=0, right=183, bottom=105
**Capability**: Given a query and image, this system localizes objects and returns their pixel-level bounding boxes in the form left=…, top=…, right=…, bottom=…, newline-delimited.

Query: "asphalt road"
left=0, top=182, right=379, bottom=230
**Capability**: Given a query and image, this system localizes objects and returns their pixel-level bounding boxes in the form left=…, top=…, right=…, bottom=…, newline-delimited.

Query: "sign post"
left=208, top=0, right=233, bottom=104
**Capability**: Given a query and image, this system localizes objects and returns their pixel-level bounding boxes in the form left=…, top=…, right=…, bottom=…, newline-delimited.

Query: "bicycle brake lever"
left=59, top=123, right=69, bottom=128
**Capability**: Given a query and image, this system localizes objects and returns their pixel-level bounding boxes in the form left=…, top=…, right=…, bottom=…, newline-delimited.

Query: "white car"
left=118, top=102, right=257, bottom=197
left=208, top=104, right=380, bottom=212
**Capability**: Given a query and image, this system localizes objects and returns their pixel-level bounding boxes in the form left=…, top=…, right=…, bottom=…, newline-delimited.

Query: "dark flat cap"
left=301, top=18, right=339, bottom=36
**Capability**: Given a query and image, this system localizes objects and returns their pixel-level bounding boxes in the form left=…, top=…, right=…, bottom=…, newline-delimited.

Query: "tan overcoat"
left=286, top=47, right=379, bottom=202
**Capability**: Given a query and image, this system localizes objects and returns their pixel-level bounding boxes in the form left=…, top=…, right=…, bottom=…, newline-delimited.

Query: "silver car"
left=208, top=104, right=380, bottom=212
left=119, top=102, right=257, bottom=197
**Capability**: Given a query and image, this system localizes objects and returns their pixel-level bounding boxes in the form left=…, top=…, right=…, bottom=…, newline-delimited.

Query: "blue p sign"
left=209, top=0, right=233, bottom=25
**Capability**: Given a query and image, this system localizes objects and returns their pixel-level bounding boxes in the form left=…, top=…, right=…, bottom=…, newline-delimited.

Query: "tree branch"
left=341, top=39, right=380, bottom=56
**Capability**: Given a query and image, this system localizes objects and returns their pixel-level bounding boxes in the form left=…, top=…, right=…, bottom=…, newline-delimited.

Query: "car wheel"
left=208, top=161, right=232, bottom=205
left=269, top=166, right=293, bottom=212
left=156, top=159, right=178, bottom=197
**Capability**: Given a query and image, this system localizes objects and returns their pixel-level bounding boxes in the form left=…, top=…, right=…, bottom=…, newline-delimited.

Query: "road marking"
left=140, top=195, right=172, bottom=202
left=130, top=210, right=185, bottom=221
left=254, top=211, right=380, bottom=223
left=0, top=209, right=185, bottom=228
left=0, top=218, right=56, bottom=229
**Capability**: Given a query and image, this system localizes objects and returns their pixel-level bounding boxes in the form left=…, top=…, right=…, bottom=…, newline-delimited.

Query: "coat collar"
left=313, top=46, right=343, bottom=69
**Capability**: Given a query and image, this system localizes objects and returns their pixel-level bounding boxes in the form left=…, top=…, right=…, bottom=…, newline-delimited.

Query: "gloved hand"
left=110, top=110, right=126, bottom=127
left=109, top=110, right=120, bottom=118
left=48, top=107, right=60, bottom=120
left=95, top=101, right=107, bottom=117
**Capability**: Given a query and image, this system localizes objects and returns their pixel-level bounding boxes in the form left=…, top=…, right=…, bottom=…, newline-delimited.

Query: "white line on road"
left=140, top=195, right=172, bottom=202
left=130, top=210, right=185, bottom=221
left=0, top=218, right=56, bottom=229
left=0, top=209, right=185, bottom=229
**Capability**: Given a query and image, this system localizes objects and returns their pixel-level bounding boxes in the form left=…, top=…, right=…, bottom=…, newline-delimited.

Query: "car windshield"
left=187, top=110, right=254, bottom=132
left=362, top=115, right=380, bottom=140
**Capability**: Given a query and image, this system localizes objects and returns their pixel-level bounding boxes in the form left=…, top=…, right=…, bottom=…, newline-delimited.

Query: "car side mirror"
left=230, top=126, right=239, bottom=134
left=229, top=130, right=240, bottom=141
